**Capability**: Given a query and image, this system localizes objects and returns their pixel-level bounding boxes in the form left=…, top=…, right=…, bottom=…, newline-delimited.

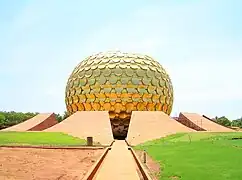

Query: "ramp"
left=126, top=111, right=195, bottom=146
left=178, top=112, right=234, bottom=132
left=1, top=113, right=58, bottom=131
left=44, top=111, right=114, bottom=146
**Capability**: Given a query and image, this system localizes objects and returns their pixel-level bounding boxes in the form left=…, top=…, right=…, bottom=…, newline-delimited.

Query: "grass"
left=135, top=132, right=242, bottom=180
left=0, top=131, right=86, bottom=146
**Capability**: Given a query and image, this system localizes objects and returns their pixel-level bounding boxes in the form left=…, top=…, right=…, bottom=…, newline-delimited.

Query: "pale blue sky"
left=0, top=0, right=241, bottom=119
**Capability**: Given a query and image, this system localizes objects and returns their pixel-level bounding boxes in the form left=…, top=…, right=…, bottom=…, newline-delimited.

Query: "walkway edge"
left=128, top=147, right=153, bottom=180
left=0, top=145, right=104, bottom=150
left=83, top=147, right=111, bottom=180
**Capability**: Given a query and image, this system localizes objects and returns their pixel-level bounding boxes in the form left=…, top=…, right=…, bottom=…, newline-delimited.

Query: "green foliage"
left=0, top=111, right=38, bottom=129
left=231, top=118, right=242, bottom=128
left=135, top=132, right=242, bottom=180
left=0, top=111, right=72, bottom=129
left=214, top=116, right=231, bottom=126
left=0, top=131, right=86, bottom=146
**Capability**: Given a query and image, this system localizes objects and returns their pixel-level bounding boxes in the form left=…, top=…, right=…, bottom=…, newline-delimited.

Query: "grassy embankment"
left=135, top=132, right=242, bottom=180
left=0, top=131, right=86, bottom=146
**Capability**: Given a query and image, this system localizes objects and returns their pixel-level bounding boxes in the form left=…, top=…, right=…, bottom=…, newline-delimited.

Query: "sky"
left=0, top=0, right=242, bottom=119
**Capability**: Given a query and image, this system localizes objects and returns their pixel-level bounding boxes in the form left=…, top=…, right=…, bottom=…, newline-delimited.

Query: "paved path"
left=93, top=140, right=140, bottom=180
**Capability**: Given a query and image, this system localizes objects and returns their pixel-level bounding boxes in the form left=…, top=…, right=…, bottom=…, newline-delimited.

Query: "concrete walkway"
left=93, top=140, right=140, bottom=180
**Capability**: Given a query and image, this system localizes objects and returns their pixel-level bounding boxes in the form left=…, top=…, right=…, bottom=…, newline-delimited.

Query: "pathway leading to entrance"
left=93, top=140, right=140, bottom=180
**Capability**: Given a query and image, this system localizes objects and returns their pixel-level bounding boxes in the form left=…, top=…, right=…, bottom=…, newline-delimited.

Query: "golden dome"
left=65, top=51, right=173, bottom=138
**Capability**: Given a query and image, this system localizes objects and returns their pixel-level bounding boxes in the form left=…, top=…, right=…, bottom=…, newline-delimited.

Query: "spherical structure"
left=65, top=51, right=173, bottom=138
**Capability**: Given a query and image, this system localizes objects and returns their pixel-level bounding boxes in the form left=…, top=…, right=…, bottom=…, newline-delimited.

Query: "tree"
left=62, top=111, right=70, bottom=120
left=214, top=116, right=231, bottom=127
left=231, top=118, right=242, bottom=128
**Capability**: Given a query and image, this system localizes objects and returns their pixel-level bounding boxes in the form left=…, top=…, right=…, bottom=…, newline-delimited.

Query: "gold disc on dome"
left=88, top=78, right=96, bottom=85
left=109, top=93, right=117, bottom=101
left=142, top=78, right=151, bottom=85
left=136, top=69, right=145, bottom=77
left=147, top=85, right=156, bottom=94
left=99, top=75, right=106, bottom=85
left=110, top=75, right=118, bottom=84
left=98, top=63, right=106, bottom=69
left=163, top=88, right=168, bottom=96
left=125, top=68, right=134, bottom=76
left=114, top=103, right=122, bottom=113
left=115, top=84, right=123, bottom=93
left=103, top=102, right=111, bottom=110
left=125, top=102, right=134, bottom=112
left=163, top=104, right=168, bottom=112
left=75, top=87, right=82, bottom=94
left=93, top=84, right=101, bottom=93
left=84, top=69, right=92, bottom=77
left=67, top=105, right=72, bottom=113
left=166, top=97, right=170, bottom=105
left=65, top=98, right=69, bottom=105
left=119, top=62, right=127, bottom=69
left=97, top=93, right=106, bottom=101
left=137, top=85, right=148, bottom=94
left=120, top=93, right=130, bottom=102
left=93, top=58, right=102, bottom=64
left=72, top=95, right=79, bottom=104
left=93, top=68, right=101, bottom=77
left=82, top=85, right=90, bottom=94
left=119, top=111, right=128, bottom=119
left=113, top=67, right=122, bottom=76
left=152, top=94, right=160, bottom=103
left=78, top=71, right=85, bottom=78
left=127, top=87, right=136, bottom=93
left=92, top=103, right=101, bottom=110
left=131, top=77, right=140, bottom=85
left=132, top=94, right=141, bottom=102
left=71, top=104, right=78, bottom=112
left=103, top=85, right=112, bottom=93
left=147, top=103, right=155, bottom=111
left=159, top=78, right=165, bottom=86
left=86, top=59, right=94, bottom=65
left=157, top=67, right=162, bottom=73
left=121, top=77, right=130, bottom=84
left=151, top=78, right=159, bottom=86
left=147, top=69, right=154, bottom=78
left=107, top=63, right=116, bottom=69
left=155, top=103, right=162, bottom=111
left=86, top=94, right=95, bottom=102
left=142, top=94, right=152, bottom=102
left=130, top=64, right=139, bottom=70
left=80, top=78, right=87, bottom=86
left=155, top=71, right=161, bottom=78
left=160, top=96, right=166, bottom=104
left=84, top=103, right=92, bottom=111
left=103, top=68, right=112, bottom=76
left=77, top=103, right=84, bottom=111
left=137, top=102, right=146, bottom=111
left=140, top=64, right=149, bottom=70
left=70, top=89, right=76, bottom=96
left=109, top=111, right=116, bottom=118
left=79, top=94, right=86, bottom=103
left=149, top=65, right=157, bottom=72
left=156, top=88, right=164, bottom=95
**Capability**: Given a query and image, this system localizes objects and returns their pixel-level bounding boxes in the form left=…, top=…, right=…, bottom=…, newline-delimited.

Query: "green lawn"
left=135, top=132, right=242, bottom=180
left=0, top=131, right=86, bottom=146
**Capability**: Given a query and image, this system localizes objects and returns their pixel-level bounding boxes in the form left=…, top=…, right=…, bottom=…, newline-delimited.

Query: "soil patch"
left=135, top=150, right=160, bottom=180
left=0, top=147, right=103, bottom=180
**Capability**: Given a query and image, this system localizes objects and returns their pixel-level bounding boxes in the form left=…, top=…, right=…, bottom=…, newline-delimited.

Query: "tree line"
left=0, top=111, right=69, bottom=130
left=0, top=111, right=241, bottom=130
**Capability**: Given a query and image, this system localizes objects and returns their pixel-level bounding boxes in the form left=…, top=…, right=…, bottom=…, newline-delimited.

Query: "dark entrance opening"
left=110, top=117, right=130, bottom=140
left=114, top=136, right=126, bottom=140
